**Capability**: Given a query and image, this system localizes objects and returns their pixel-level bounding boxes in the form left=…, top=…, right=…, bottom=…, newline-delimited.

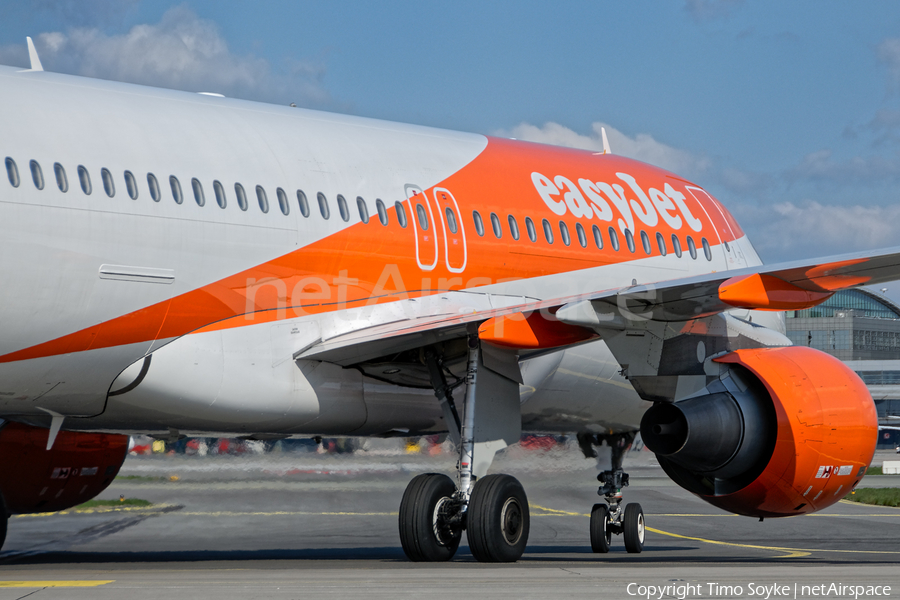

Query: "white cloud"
left=744, top=200, right=900, bottom=260
left=787, top=148, right=900, bottom=184
left=498, top=121, right=711, bottom=177
left=0, top=6, right=330, bottom=108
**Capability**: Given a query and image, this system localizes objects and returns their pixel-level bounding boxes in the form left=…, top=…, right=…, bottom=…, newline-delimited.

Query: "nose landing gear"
left=581, top=432, right=645, bottom=554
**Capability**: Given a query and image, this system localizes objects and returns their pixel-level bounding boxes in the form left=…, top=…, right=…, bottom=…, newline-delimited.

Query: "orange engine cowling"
left=0, top=421, right=129, bottom=515
left=640, top=346, right=877, bottom=518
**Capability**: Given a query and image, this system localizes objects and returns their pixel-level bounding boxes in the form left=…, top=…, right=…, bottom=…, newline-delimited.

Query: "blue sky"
left=2, top=1, right=900, bottom=297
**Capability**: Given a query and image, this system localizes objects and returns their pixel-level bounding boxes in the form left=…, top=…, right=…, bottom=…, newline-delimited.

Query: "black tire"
left=623, top=502, right=645, bottom=553
left=466, top=474, right=530, bottom=563
left=590, top=503, right=611, bottom=553
left=399, top=473, right=461, bottom=561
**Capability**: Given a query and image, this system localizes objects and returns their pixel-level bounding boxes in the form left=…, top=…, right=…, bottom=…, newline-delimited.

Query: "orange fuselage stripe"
left=0, top=137, right=740, bottom=364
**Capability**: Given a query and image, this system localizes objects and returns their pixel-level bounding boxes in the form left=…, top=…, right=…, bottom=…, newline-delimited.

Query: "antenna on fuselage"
left=26, top=37, right=43, bottom=72
left=601, top=126, right=611, bottom=154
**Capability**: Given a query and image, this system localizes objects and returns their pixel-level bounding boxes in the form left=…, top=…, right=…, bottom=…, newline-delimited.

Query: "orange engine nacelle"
left=640, top=346, right=877, bottom=518
left=0, top=421, right=129, bottom=515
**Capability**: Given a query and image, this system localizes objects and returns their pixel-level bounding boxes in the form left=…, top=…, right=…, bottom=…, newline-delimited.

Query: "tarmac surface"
left=0, top=443, right=898, bottom=599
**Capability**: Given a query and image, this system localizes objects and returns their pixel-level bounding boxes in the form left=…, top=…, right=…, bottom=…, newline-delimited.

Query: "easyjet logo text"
left=531, top=171, right=703, bottom=234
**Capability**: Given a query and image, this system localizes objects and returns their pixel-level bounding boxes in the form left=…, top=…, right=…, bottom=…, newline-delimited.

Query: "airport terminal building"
left=785, top=288, right=900, bottom=448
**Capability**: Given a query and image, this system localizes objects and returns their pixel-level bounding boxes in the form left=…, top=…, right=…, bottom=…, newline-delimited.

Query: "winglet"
left=26, top=37, right=43, bottom=72
left=601, top=127, right=611, bottom=155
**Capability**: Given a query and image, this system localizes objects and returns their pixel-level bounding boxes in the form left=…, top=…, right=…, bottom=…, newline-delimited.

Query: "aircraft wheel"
left=590, top=503, right=611, bottom=553
left=467, top=474, right=530, bottom=563
left=399, top=473, right=461, bottom=561
left=623, top=502, right=645, bottom=553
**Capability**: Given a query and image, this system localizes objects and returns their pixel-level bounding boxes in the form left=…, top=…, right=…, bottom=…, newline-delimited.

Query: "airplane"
left=0, top=37, right=897, bottom=562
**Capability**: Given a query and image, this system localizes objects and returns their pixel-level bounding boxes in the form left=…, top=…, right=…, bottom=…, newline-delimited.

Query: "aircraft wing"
left=297, top=245, right=900, bottom=365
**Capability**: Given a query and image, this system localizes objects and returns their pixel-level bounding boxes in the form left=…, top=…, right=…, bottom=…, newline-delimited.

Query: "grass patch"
left=846, top=488, right=900, bottom=507
left=76, top=498, right=152, bottom=509
left=866, top=466, right=884, bottom=476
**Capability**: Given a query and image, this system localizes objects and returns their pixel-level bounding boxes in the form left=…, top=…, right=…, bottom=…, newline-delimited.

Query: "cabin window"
left=656, top=232, right=667, bottom=256
left=256, top=186, right=269, bottom=213
left=624, top=228, right=636, bottom=253
left=416, top=203, right=429, bottom=230
left=79, top=166, right=92, bottom=195
left=576, top=222, right=587, bottom=248
left=54, top=163, right=68, bottom=193
left=30, top=160, right=44, bottom=190
left=235, top=183, right=248, bottom=211
left=170, top=176, right=182, bottom=204
left=542, top=218, right=554, bottom=244
left=191, top=178, right=205, bottom=206
left=702, top=237, right=712, bottom=261
left=508, top=215, right=520, bottom=240
left=687, top=236, right=698, bottom=259
left=473, top=211, right=484, bottom=236
left=277, top=187, right=290, bottom=215
left=490, top=212, right=502, bottom=238
left=592, top=224, right=603, bottom=249
left=213, top=180, right=226, bottom=208
left=5, top=158, right=18, bottom=188
left=337, top=194, right=349, bottom=221
left=445, top=207, right=458, bottom=234
left=395, top=201, right=408, bottom=227
left=640, top=230, right=651, bottom=255
left=559, top=221, right=571, bottom=246
left=525, top=217, right=537, bottom=242
left=148, top=173, right=160, bottom=201
left=608, top=227, right=620, bottom=251
left=124, top=170, right=138, bottom=199
left=357, top=197, right=369, bottom=223
left=297, top=190, right=310, bottom=217
left=101, top=168, right=114, bottom=197
left=318, top=193, right=331, bottom=219
left=376, top=199, right=388, bottom=225
left=671, top=234, right=682, bottom=258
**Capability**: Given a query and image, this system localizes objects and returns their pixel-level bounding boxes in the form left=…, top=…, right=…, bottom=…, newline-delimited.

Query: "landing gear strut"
left=399, top=335, right=528, bottom=562
left=580, top=432, right=645, bottom=554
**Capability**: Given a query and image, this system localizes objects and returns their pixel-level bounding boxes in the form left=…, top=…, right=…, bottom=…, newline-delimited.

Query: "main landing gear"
left=399, top=335, right=528, bottom=563
left=580, top=432, right=645, bottom=554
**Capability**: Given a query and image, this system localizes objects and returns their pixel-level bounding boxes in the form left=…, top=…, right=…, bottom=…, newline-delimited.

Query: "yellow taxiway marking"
left=645, top=527, right=812, bottom=558
left=646, top=527, right=900, bottom=558
left=530, top=504, right=585, bottom=516
left=529, top=503, right=900, bottom=558
left=839, top=498, right=900, bottom=509
left=0, top=581, right=113, bottom=587
left=16, top=504, right=172, bottom=518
